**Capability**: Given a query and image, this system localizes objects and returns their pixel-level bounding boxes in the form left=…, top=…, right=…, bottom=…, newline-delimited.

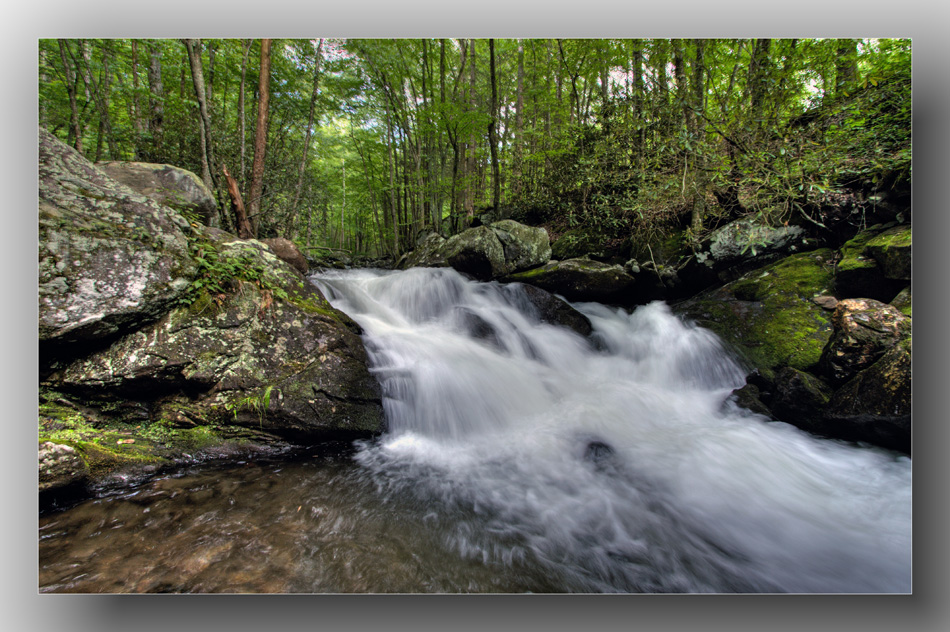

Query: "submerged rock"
left=515, top=283, right=593, bottom=337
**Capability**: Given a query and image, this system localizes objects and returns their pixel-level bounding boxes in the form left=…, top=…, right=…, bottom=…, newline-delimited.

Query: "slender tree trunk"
left=513, top=39, right=524, bottom=200
left=690, top=39, right=708, bottom=234
left=182, top=39, right=217, bottom=194
left=146, top=40, right=164, bottom=162
left=488, top=39, right=500, bottom=213
left=835, top=38, right=858, bottom=98
left=75, top=39, right=118, bottom=160
left=223, top=165, right=253, bottom=238
left=465, top=39, right=476, bottom=224
left=289, top=39, right=325, bottom=239
left=130, top=40, right=144, bottom=157
left=238, top=39, right=252, bottom=187
left=247, top=38, right=273, bottom=238
left=58, top=40, right=83, bottom=154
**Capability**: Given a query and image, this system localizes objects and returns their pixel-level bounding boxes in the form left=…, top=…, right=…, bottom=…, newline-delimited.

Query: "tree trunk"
left=488, top=39, right=500, bottom=213
left=223, top=165, right=253, bottom=238
left=182, top=39, right=217, bottom=194
left=690, top=39, right=707, bottom=234
left=238, top=39, right=252, bottom=187
left=513, top=39, right=524, bottom=200
left=146, top=40, right=164, bottom=162
left=289, top=39, right=325, bottom=239
left=57, top=40, right=83, bottom=154
left=247, top=38, right=273, bottom=238
left=835, top=38, right=859, bottom=98
left=465, top=39, right=476, bottom=224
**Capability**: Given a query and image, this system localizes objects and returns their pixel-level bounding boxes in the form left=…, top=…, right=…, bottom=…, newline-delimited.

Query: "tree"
left=247, top=38, right=272, bottom=237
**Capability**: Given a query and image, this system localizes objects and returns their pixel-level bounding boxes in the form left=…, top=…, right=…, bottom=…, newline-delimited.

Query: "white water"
left=313, top=267, right=912, bottom=593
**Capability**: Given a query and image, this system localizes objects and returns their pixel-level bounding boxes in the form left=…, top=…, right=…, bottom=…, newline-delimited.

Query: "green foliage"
left=224, top=385, right=280, bottom=427
left=179, top=239, right=291, bottom=309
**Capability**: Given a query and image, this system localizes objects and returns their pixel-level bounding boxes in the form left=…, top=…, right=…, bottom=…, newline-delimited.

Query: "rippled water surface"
left=39, top=268, right=912, bottom=593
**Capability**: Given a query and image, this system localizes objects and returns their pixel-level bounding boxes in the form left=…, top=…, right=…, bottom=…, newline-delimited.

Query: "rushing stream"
left=39, top=267, right=912, bottom=593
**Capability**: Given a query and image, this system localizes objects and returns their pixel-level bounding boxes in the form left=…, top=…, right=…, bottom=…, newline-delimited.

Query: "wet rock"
left=728, top=383, right=773, bottom=418
left=674, top=249, right=837, bottom=379
left=38, top=441, right=89, bottom=492
left=818, top=298, right=911, bottom=386
left=865, top=224, right=911, bottom=281
left=95, top=160, right=219, bottom=227
left=822, top=337, right=911, bottom=454
left=515, top=283, right=593, bottom=337
left=890, top=286, right=912, bottom=318
left=505, top=258, right=637, bottom=304
left=38, top=128, right=196, bottom=353
left=261, top=237, right=309, bottom=276
left=769, top=367, right=833, bottom=427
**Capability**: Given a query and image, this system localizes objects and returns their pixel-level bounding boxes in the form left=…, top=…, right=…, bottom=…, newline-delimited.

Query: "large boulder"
left=834, top=224, right=908, bottom=302
left=505, top=258, right=637, bottom=304
left=674, top=249, right=837, bottom=379
left=490, top=220, right=552, bottom=273
left=513, top=283, right=593, bottom=337
left=397, top=220, right=551, bottom=280
left=442, top=225, right=507, bottom=280
left=38, top=441, right=89, bottom=492
left=49, top=238, right=384, bottom=442
left=95, top=161, right=219, bottom=227
left=694, top=218, right=816, bottom=282
left=38, top=128, right=195, bottom=357
left=818, top=298, right=911, bottom=386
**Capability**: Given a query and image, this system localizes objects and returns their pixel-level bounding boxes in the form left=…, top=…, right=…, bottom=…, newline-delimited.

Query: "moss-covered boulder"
left=890, top=286, right=912, bottom=318
left=38, top=128, right=195, bottom=355
left=865, top=224, right=911, bottom=281
left=768, top=367, right=834, bottom=428
left=48, top=238, right=384, bottom=443
left=834, top=224, right=908, bottom=302
left=95, top=160, right=219, bottom=227
left=38, top=440, right=90, bottom=492
left=505, top=257, right=637, bottom=304
left=674, top=249, right=837, bottom=379
left=818, top=298, right=911, bottom=386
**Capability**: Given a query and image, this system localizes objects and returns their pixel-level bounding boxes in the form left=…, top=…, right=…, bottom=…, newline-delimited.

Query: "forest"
left=38, top=38, right=911, bottom=261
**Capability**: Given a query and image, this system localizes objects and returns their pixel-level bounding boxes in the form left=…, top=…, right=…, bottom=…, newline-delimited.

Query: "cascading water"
left=312, top=267, right=912, bottom=593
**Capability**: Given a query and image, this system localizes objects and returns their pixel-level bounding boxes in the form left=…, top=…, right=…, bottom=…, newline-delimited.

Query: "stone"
left=96, top=161, right=219, bottom=227
left=818, top=298, right=911, bottom=386
left=865, top=224, right=911, bottom=281
left=442, top=225, right=507, bottom=281
left=38, top=441, right=89, bottom=492
left=49, top=238, right=384, bottom=442
left=698, top=218, right=815, bottom=282
left=674, top=249, right=837, bottom=379
left=822, top=337, right=911, bottom=454
left=890, top=286, right=912, bottom=318
left=769, top=367, right=834, bottom=428
left=38, top=128, right=195, bottom=354
left=505, top=258, right=637, bottom=304
left=834, top=225, right=907, bottom=302
left=489, top=219, right=552, bottom=273
left=261, top=237, right=309, bottom=275
left=514, top=283, right=593, bottom=337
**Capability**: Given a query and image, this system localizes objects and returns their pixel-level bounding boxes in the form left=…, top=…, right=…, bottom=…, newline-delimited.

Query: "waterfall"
left=312, top=267, right=912, bottom=593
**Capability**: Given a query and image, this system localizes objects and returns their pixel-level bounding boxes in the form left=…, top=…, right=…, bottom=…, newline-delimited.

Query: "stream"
left=38, top=267, right=912, bottom=593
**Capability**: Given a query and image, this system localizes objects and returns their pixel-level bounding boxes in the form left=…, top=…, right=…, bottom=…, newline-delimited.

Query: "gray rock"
left=39, top=441, right=89, bottom=492
left=261, top=237, right=309, bottom=275
left=505, top=258, right=636, bottom=304
left=51, top=238, right=384, bottom=441
left=96, top=160, right=219, bottom=227
left=38, top=128, right=195, bottom=350
left=489, top=220, right=552, bottom=274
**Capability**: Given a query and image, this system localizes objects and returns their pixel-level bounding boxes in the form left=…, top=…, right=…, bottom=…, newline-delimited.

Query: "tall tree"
left=488, top=39, right=500, bottom=212
left=182, top=39, right=217, bottom=195
left=247, top=38, right=273, bottom=237
left=288, top=39, right=325, bottom=238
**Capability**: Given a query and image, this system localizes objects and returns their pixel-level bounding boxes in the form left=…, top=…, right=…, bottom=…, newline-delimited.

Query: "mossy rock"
left=890, top=286, right=912, bottom=318
left=505, top=257, right=637, bottom=304
left=674, top=249, right=837, bottom=379
left=835, top=225, right=906, bottom=302
left=865, top=224, right=911, bottom=281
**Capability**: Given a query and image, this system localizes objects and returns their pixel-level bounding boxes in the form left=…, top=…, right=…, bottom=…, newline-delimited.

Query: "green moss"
left=679, top=249, right=836, bottom=378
